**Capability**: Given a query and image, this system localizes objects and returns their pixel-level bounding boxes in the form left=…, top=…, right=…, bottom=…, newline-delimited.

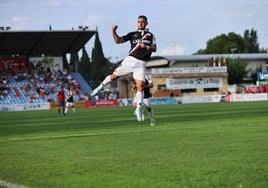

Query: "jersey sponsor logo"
left=132, top=39, right=150, bottom=44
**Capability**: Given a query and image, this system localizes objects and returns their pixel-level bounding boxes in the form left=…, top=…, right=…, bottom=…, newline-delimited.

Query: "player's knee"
left=136, top=83, right=144, bottom=91
left=110, top=74, right=118, bottom=81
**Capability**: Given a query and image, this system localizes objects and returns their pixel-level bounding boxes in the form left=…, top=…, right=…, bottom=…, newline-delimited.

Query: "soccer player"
left=91, top=15, right=157, bottom=122
left=132, top=75, right=155, bottom=126
left=64, top=87, right=76, bottom=115
left=57, top=86, right=65, bottom=115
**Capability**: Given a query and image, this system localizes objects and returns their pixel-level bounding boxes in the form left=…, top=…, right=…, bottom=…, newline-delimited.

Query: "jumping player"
left=91, top=15, right=157, bottom=122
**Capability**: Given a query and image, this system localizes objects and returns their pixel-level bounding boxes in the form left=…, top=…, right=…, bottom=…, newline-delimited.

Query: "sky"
left=1, top=0, right=267, bottom=62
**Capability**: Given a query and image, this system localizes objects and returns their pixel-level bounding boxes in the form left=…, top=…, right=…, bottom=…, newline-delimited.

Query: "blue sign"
left=257, top=72, right=268, bottom=80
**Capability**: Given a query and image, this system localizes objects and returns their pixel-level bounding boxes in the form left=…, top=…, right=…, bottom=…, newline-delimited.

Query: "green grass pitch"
left=0, top=101, right=267, bottom=188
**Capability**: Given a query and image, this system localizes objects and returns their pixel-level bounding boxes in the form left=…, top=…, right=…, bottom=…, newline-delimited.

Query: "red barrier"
left=95, top=99, right=118, bottom=107
left=84, top=99, right=118, bottom=108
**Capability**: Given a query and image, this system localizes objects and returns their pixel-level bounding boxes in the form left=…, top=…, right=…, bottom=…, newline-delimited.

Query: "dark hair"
left=138, top=15, right=147, bottom=21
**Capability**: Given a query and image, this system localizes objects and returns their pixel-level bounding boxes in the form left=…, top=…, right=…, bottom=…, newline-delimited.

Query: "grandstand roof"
left=147, top=53, right=268, bottom=67
left=0, top=30, right=97, bottom=56
left=158, top=53, right=268, bottom=62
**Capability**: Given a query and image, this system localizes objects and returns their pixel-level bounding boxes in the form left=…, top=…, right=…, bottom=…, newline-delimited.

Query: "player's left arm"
left=148, top=34, right=157, bottom=52
left=144, top=83, right=153, bottom=89
left=148, top=83, right=154, bottom=88
left=140, top=34, right=156, bottom=52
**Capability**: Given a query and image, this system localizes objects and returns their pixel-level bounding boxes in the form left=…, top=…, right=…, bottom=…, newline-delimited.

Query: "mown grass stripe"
left=7, top=127, right=180, bottom=141
left=7, top=121, right=267, bottom=142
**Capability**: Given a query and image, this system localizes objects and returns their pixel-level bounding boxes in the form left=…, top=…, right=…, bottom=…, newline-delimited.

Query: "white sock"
left=150, top=109, right=154, bottom=119
left=101, top=75, right=112, bottom=86
left=136, top=91, right=143, bottom=107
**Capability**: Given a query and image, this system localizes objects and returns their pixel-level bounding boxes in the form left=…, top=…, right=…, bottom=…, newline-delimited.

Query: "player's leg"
left=63, top=104, right=65, bottom=114
left=91, top=75, right=113, bottom=97
left=58, top=101, right=65, bottom=115
left=133, top=60, right=146, bottom=122
left=58, top=102, right=61, bottom=114
left=91, top=58, right=131, bottom=97
left=133, top=93, right=145, bottom=121
left=148, top=106, right=154, bottom=126
left=133, top=96, right=137, bottom=115
left=144, top=98, right=154, bottom=126
left=72, top=103, right=76, bottom=114
left=134, top=80, right=145, bottom=122
left=64, top=102, right=69, bottom=114
left=61, top=102, right=65, bottom=114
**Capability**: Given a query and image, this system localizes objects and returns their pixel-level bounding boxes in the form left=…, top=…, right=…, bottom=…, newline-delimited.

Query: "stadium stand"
left=0, top=29, right=97, bottom=105
left=71, top=72, right=93, bottom=95
left=0, top=69, right=92, bottom=105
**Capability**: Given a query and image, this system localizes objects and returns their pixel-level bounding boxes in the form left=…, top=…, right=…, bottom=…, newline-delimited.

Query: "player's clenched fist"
left=112, top=25, right=118, bottom=31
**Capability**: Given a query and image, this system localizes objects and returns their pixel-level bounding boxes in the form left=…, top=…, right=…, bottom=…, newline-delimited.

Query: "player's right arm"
left=112, top=25, right=123, bottom=44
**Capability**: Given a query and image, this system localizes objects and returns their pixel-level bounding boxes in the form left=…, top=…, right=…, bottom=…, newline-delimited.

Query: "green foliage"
left=79, top=46, right=91, bottom=73
left=69, top=52, right=79, bottom=68
left=0, top=102, right=267, bottom=188
left=91, top=31, right=111, bottom=85
left=227, top=57, right=249, bottom=84
left=196, top=28, right=262, bottom=54
left=194, top=48, right=207, bottom=54
left=206, top=32, right=243, bottom=54
left=62, top=54, right=69, bottom=70
left=243, top=28, right=259, bottom=53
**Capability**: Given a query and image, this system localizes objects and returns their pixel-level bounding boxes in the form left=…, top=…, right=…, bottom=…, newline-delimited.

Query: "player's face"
left=137, top=18, right=147, bottom=30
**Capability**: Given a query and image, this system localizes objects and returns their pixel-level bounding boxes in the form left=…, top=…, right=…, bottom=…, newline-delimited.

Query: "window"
left=157, top=84, right=166, bottom=90
left=181, top=89, right=196, bottom=93
left=203, top=88, right=219, bottom=92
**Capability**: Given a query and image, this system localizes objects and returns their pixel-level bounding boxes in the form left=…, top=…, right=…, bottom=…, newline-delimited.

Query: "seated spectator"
left=13, top=73, right=19, bottom=81
left=50, top=83, right=56, bottom=93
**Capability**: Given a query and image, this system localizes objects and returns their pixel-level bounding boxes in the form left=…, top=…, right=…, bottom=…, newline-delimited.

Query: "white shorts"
left=113, top=56, right=146, bottom=81
left=66, top=102, right=74, bottom=108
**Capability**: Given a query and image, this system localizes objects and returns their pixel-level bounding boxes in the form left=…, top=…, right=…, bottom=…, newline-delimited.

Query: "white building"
left=115, top=53, right=268, bottom=98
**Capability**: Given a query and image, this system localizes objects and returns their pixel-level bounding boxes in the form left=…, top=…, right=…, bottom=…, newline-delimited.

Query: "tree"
left=243, top=28, right=259, bottom=53
left=62, top=54, right=69, bottom=70
left=227, top=58, right=248, bottom=85
left=205, top=32, right=243, bottom=54
left=194, top=48, right=207, bottom=54
left=196, top=29, right=262, bottom=54
left=79, top=46, right=91, bottom=74
left=69, top=52, right=79, bottom=71
left=91, top=31, right=111, bottom=85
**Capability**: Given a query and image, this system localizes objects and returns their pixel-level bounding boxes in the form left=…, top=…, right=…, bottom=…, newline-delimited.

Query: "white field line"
left=0, top=179, right=30, bottom=188
left=7, top=122, right=268, bottom=142
left=8, top=127, right=181, bottom=141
